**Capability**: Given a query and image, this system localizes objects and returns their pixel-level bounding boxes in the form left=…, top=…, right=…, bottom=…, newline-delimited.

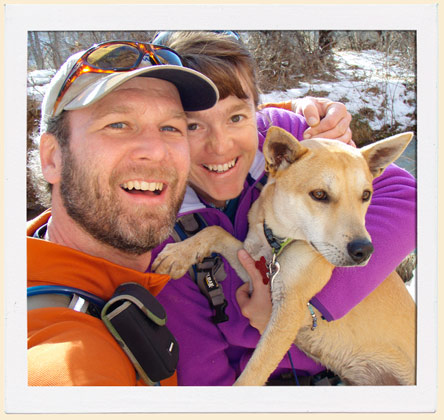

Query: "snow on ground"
left=27, top=69, right=54, bottom=100
left=260, top=49, right=416, bottom=132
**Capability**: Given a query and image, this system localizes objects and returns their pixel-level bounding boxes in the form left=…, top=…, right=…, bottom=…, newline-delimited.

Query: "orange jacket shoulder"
left=28, top=307, right=137, bottom=386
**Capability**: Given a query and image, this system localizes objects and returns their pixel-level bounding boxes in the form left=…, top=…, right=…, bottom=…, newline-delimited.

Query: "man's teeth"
left=122, top=181, right=164, bottom=192
left=204, top=158, right=237, bottom=173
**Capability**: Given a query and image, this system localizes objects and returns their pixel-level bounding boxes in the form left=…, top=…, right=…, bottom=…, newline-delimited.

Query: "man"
left=26, top=41, right=219, bottom=386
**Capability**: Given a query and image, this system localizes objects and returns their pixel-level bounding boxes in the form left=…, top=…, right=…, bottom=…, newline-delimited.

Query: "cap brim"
left=64, top=65, right=219, bottom=113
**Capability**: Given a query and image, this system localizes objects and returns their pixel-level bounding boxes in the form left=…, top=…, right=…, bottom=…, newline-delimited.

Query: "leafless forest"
left=27, top=30, right=415, bottom=89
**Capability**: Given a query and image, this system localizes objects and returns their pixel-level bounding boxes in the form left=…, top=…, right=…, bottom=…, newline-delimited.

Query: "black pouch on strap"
left=101, top=282, right=179, bottom=385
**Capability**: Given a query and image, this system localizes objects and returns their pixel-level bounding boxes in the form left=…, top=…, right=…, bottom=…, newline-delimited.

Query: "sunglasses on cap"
left=52, top=40, right=184, bottom=116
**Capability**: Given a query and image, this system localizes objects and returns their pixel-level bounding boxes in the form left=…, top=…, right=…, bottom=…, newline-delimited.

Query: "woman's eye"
left=230, top=114, right=244, bottom=123
left=187, top=123, right=199, bottom=131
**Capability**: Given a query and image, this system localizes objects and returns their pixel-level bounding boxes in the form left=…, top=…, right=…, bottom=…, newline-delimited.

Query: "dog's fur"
left=153, top=127, right=416, bottom=386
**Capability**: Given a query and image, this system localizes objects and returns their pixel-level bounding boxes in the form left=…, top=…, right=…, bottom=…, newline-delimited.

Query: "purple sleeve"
left=256, top=107, right=309, bottom=148
left=310, top=164, right=417, bottom=320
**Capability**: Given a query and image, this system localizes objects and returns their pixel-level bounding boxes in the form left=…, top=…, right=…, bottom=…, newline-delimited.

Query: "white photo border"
left=4, top=2, right=438, bottom=414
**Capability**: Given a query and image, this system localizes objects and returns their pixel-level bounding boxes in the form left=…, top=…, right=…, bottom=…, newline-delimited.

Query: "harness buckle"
left=196, top=256, right=229, bottom=323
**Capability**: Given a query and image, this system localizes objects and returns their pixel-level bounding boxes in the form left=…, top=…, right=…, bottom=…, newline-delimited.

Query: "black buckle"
left=196, top=256, right=229, bottom=324
left=213, top=300, right=229, bottom=324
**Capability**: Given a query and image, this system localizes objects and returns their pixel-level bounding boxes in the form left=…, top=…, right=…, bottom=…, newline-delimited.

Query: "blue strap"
left=27, top=285, right=106, bottom=309
left=287, top=351, right=300, bottom=386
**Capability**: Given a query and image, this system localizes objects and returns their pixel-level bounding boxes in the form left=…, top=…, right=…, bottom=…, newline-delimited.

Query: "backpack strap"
left=27, top=284, right=178, bottom=385
left=253, top=173, right=268, bottom=191
left=170, top=175, right=268, bottom=324
left=171, top=213, right=229, bottom=324
left=27, top=285, right=105, bottom=318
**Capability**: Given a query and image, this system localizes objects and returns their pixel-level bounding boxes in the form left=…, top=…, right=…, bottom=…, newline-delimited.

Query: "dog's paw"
left=152, top=243, right=201, bottom=279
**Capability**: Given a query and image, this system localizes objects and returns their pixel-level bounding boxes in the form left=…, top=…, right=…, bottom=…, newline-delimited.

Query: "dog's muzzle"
left=347, top=238, right=374, bottom=265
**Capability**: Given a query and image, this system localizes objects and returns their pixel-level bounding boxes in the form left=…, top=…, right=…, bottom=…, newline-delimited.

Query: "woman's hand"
left=293, top=97, right=355, bottom=146
left=235, top=249, right=272, bottom=334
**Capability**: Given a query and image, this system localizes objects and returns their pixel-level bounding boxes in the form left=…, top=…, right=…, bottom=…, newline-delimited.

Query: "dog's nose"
left=347, top=239, right=374, bottom=264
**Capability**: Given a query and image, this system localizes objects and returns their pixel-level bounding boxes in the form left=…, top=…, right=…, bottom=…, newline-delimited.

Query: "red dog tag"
left=255, top=256, right=269, bottom=285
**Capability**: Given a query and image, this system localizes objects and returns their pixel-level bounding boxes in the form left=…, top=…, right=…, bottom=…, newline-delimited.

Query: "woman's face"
left=186, top=80, right=258, bottom=208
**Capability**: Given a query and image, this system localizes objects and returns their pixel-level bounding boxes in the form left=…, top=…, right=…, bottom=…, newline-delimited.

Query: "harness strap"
left=27, top=284, right=179, bottom=385
left=171, top=213, right=228, bottom=324
left=169, top=176, right=268, bottom=324
left=195, top=256, right=228, bottom=323
left=27, top=285, right=105, bottom=318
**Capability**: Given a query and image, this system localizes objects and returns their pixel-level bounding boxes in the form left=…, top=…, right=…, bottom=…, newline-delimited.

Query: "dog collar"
left=262, top=222, right=318, bottom=330
left=263, top=222, right=293, bottom=257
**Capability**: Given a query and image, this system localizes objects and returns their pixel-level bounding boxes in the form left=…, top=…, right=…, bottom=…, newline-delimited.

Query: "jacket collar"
left=27, top=210, right=170, bottom=299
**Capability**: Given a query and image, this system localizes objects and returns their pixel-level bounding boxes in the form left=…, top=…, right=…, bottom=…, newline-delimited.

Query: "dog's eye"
left=362, top=190, right=372, bottom=202
left=310, top=190, right=329, bottom=202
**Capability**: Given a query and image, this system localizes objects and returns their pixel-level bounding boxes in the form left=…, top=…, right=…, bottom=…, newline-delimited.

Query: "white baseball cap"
left=41, top=42, right=219, bottom=121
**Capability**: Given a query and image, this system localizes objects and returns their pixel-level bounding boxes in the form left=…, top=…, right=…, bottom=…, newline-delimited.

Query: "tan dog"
left=154, top=127, right=415, bottom=386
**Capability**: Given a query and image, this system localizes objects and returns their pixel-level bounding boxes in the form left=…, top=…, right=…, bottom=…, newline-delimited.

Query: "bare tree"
left=28, top=32, right=44, bottom=69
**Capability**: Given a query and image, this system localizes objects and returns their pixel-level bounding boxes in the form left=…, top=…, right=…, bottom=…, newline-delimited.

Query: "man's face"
left=59, top=77, right=190, bottom=254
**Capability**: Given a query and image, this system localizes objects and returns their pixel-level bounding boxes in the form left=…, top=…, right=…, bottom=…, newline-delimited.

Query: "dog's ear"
left=263, top=126, right=308, bottom=175
left=360, top=132, right=414, bottom=178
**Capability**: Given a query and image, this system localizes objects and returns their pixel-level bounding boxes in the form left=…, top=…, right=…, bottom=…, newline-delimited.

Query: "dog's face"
left=263, top=127, right=413, bottom=267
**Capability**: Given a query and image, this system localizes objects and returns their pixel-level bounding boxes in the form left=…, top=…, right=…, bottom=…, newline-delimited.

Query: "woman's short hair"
left=161, top=31, right=260, bottom=107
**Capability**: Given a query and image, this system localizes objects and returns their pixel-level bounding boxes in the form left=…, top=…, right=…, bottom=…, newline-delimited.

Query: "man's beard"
left=59, top=148, right=185, bottom=255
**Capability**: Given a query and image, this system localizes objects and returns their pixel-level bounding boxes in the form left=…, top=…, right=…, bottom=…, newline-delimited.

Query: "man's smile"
left=120, top=180, right=165, bottom=196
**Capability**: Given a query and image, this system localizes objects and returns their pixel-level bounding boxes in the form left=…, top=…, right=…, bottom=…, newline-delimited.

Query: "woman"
left=150, top=31, right=416, bottom=385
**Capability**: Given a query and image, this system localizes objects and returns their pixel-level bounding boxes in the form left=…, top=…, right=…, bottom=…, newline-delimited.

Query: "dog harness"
left=171, top=213, right=229, bottom=324
left=169, top=175, right=270, bottom=325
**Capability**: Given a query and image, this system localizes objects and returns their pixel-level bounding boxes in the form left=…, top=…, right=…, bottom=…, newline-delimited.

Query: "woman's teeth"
left=121, top=180, right=164, bottom=193
left=203, top=158, right=237, bottom=174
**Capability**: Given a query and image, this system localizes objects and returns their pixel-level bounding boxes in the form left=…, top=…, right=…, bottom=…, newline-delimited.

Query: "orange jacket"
left=27, top=210, right=176, bottom=386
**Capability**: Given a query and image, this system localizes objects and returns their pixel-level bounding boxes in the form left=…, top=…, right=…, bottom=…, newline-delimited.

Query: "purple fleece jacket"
left=151, top=107, right=416, bottom=386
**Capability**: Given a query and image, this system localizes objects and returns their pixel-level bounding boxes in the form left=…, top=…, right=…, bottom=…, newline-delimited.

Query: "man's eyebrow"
left=91, top=104, right=136, bottom=119
left=92, top=106, right=187, bottom=121
left=171, top=111, right=188, bottom=121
